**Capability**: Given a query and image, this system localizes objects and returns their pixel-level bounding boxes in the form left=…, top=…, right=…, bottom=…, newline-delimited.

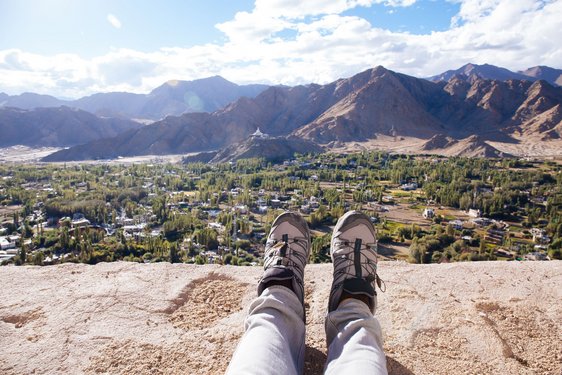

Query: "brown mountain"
left=429, top=63, right=532, bottom=83
left=424, top=135, right=512, bottom=158
left=0, top=106, right=141, bottom=148
left=419, top=133, right=512, bottom=158
left=449, top=136, right=512, bottom=158
left=42, top=66, right=562, bottom=161
left=518, top=66, right=562, bottom=86
left=420, top=134, right=458, bottom=150
left=294, top=67, right=446, bottom=141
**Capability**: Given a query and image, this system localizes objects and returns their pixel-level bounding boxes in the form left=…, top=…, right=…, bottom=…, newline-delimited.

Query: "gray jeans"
left=226, top=285, right=387, bottom=374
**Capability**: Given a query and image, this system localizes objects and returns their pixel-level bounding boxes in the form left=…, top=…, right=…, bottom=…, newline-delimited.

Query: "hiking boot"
left=257, top=212, right=311, bottom=306
left=328, top=210, right=380, bottom=313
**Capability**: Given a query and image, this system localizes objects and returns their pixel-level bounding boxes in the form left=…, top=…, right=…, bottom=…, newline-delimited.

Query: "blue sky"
left=1, top=0, right=254, bottom=56
left=0, top=0, right=560, bottom=98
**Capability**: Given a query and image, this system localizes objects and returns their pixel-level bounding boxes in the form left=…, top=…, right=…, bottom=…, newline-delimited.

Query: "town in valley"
left=1, top=151, right=560, bottom=267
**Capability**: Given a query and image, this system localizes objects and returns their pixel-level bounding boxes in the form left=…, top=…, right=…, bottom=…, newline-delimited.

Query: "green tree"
left=33, top=251, right=44, bottom=266
left=169, top=242, right=180, bottom=263
left=479, top=238, right=487, bottom=254
left=18, top=244, right=27, bottom=265
left=409, top=238, right=423, bottom=264
left=223, top=253, right=233, bottom=265
left=195, top=255, right=205, bottom=265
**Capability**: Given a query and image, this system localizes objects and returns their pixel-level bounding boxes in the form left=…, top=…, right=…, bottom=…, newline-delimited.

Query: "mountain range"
left=0, top=106, right=141, bottom=148
left=1, top=63, right=561, bottom=161
left=42, top=64, right=562, bottom=161
left=428, top=63, right=562, bottom=86
left=0, top=76, right=268, bottom=121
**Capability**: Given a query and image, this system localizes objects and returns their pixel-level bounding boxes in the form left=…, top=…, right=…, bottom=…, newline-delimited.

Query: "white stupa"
left=251, top=127, right=269, bottom=139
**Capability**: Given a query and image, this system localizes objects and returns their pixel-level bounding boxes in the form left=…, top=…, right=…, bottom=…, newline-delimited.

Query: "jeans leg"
left=226, top=286, right=306, bottom=375
left=324, top=299, right=387, bottom=375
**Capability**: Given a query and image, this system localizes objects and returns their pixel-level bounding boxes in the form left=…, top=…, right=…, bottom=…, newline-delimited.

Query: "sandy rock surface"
left=0, top=261, right=560, bottom=375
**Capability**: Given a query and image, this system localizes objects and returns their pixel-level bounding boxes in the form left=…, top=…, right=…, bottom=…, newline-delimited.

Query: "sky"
left=0, top=0, right=561, bottom=98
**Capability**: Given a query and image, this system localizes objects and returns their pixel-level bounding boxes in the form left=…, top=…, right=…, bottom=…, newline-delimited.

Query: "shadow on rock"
left=387, top=356, right=414, bottom=375
left=304, top=345, right=327, bottom=375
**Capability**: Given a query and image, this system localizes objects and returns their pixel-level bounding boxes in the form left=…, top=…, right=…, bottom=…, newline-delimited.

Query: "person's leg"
left=324, top=299, right=386, bottom=374
left=324, top=210, right=388, bottom=374
left=226, top=212, right=311, bottom=375
left=226, top=286, right=305, bottom=375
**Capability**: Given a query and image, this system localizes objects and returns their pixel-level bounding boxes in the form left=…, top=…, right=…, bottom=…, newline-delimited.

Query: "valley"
left=1, top=152, right=560, bottom=267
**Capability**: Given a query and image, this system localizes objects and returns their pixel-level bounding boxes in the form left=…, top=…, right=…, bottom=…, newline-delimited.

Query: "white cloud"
left=0, top=0, right=560, bottom=98
left=375, top=0, right=416, bottom=6
left=252, top=0, right=374, bottom=19
left=107, top=14, right=122, bottom=29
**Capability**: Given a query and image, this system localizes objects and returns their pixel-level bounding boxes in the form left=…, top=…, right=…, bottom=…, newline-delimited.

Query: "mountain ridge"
left=42, top=65, right=562, bottom=161
left=428, top=63, right=562, bottom=87
left=0, top=106, right=141, bottom=148
left=0, top=76, right=269, bottom=121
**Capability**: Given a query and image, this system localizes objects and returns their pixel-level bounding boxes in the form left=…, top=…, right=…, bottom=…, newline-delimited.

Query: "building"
left=422, top=208, right=435, bottom=219
left=449, top=220, right=463, bottom=230
left=468, top=209, right=481, bottom=218
left=270, top=199, right=282, bottom=208
left=494, top=249, right=513, bottom=258
left=71, top=218, right=91, bottom=228
left=486, top=228, right=505, bottom=245
left=368, top=202, right=388, bottom=212
left=0, top=250, right=16, bottom=262
left=309, top=196, right=320, bottom=209
left=471, top=217, right=493, bottom=227
left=530, top=228, right=550, bottom=244
left=401, top=182, right=418, bottom=191
left=0, top=236, right=15, bottom=250
left=525, top=252, right=548, bottom=261
left=382, top=195, right=394, bottom=203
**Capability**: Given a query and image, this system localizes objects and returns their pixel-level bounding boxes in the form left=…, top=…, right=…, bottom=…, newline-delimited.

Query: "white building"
left=401, top=182, right=418, bottom=191
left=71, top=218, right=91, bottom=228
left=0, top=236, right=15, bottom=250
left=468, top=209, right=481, bottom=218
left=422, top=208, right=435, bottom=219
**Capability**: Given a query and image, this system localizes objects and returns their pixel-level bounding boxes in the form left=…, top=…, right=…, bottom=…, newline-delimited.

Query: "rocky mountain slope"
left=420, top=134, right=512, bottom=158
left=0, top=261, right=560, bottom=375
left=0, top=76, right=268, bottom=120
left=208, top=136, right=324, bottom=163
left=43, top=66, right=562, bottom=161
left=0, top=106, right=141, bottom=147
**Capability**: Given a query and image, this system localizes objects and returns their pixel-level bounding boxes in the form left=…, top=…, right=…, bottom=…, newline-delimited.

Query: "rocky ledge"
left=0, top=261, right=560, bottom=374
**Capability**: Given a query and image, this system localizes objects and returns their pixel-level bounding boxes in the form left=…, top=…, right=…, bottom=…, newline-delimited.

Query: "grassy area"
left=382, top=220, right=403, bottom=231
left=388, top=190, right=412, bottom=198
